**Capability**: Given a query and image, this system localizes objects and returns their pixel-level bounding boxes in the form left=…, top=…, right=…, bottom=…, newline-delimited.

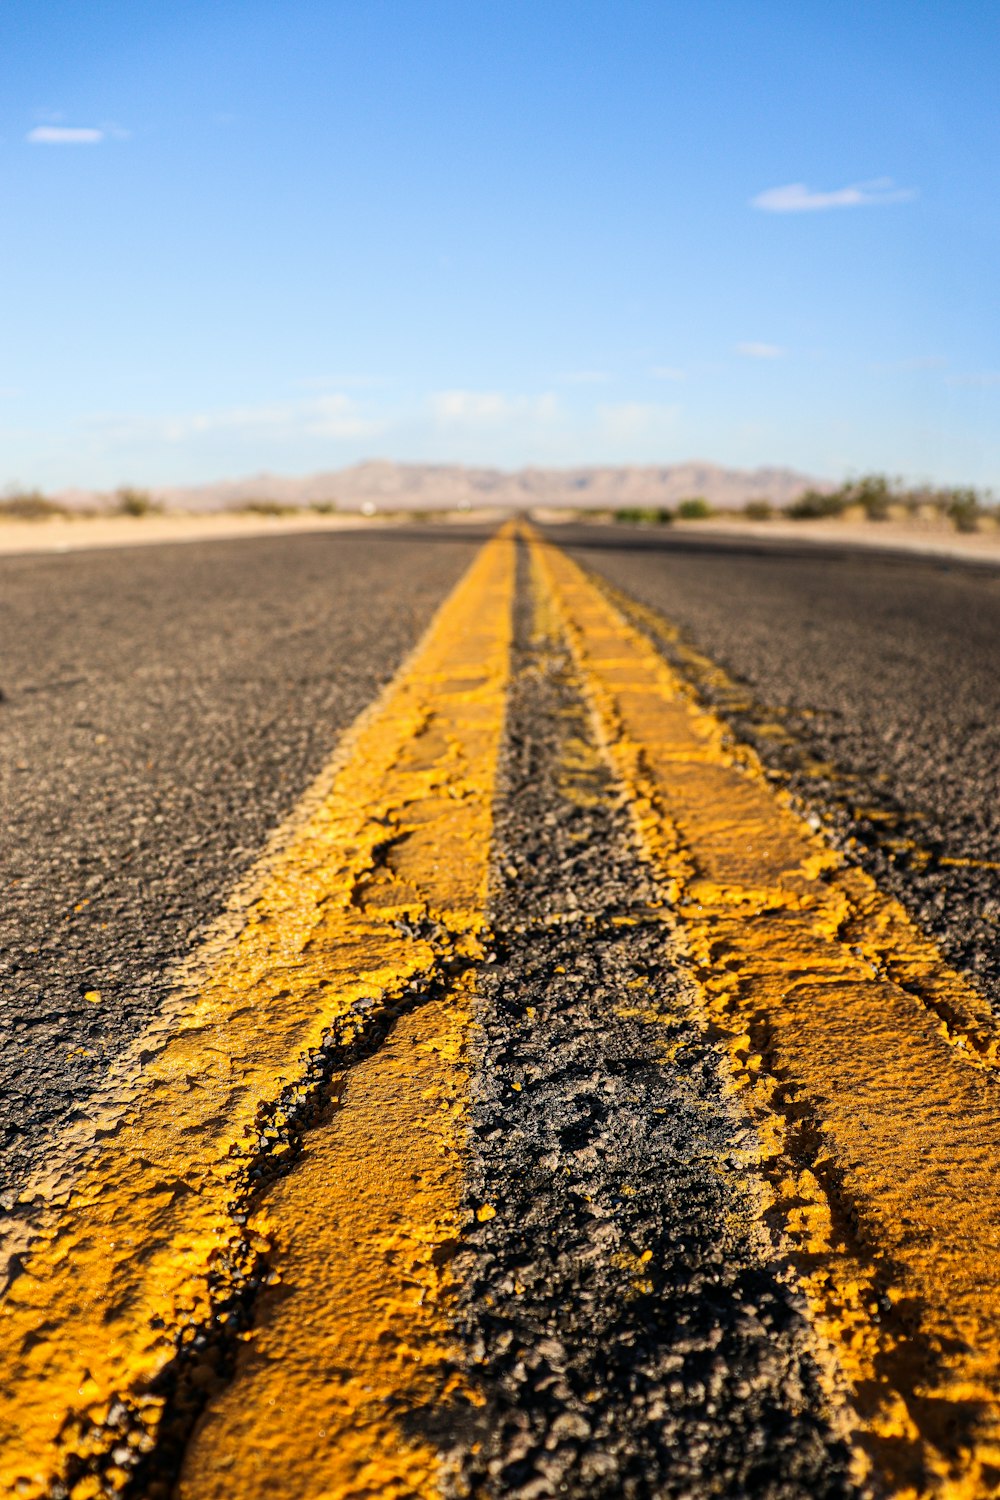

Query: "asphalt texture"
left=4, top=521, right=998, bottom=1496
left=555, top=524, right=1000, bottom=1013
left=451, top=556, right=856, bottom=1497
left=0, top=528, right=481, bottom=1199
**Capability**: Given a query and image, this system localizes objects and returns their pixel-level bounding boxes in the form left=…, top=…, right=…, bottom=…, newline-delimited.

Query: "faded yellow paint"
left=530, top=531, right=1000, bottom=1498
left=0, top=529, right=514, bottom=1498
left=178, top=987, right=475, bottom=1500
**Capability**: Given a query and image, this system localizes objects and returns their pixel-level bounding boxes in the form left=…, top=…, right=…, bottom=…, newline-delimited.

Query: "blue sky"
left=3, top=0, right=999, bottom=490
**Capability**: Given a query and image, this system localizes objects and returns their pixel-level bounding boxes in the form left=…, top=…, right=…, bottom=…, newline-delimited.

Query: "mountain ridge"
left=56, top=460, right=828, bottom=512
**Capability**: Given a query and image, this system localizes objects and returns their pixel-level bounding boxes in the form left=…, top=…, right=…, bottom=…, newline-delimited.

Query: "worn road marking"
left=530, top=532, right=1000, bottom=1498
left=178, top=987, right=474, bottom=1500
left=452, top=555, right=857, bottom=1496
left=0, top=530, right=513, bottom=1498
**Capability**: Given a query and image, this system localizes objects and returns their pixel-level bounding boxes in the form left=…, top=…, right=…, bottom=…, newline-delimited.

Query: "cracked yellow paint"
left=529, top=530, right=1000, bottom=1499
left=0, top=528, right=514, bottom=1498
left=178, top=987, right=476, bottom=1500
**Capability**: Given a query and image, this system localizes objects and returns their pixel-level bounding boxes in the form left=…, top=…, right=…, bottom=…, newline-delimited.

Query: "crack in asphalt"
left=101, top=968, right=471, bottom=1500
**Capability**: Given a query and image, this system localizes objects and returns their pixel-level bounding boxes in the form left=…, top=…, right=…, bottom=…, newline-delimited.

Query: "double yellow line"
left=533, top=538, right=1000, bottom=1500
left=2, top=526, right=1000, bottom=1498
left=0, top=529, right=514, bottom=1499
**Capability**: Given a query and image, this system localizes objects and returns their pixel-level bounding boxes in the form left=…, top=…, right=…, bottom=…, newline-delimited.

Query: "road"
left=0, top=522, right=998, bottom=1499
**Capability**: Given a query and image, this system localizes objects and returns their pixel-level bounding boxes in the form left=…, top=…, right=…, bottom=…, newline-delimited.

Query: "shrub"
left=311, top=501, right=337, bottom=515
left=614, top=506, right=673, bottom=525
left=788, top=488, right=846, bottom=520
left=239, top=500, right=299, bottom=516
left=946, top=488, right=982, bottom=533
left=843, top=474, right=893, bottom=521
left=788, top=473, right=995, bottom=531
left=117, top=486, right=160, bottom=517
left=0, top=488, right=67, bottom=520
left=743, top=498, right=773, bottom=521
left=677, top=497, right=712, bottom=520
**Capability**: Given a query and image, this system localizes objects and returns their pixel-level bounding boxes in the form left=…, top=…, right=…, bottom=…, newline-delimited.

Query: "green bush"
left=239, top=499, right=300, bottom=516
left=117, top=486, right=160, bottom=517
left=786, top=472, right=997, bottom=531
left=843, top=474, right=893, bottom=520
left=788, top=488, right=846, bottom=520
left=677, top=497, right=712, bottom=520
left=743, top=498, right=773, bottom=521
left=946, top=488, right=982, bottom=533
left=614, top=506, right=673, bottom=525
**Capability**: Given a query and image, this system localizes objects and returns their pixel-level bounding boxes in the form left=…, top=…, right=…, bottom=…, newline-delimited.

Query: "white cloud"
left=649, top=366, right=685, bottom=381
left=752, top=178, right=916, bottom=213
left=90, top=394, right=383, bottom=445
left=27, top=126, right=105, bottom=145
left=597, top=402, right=680, bottom=440
left=304, top=394, right=380, bottom=438
left=430, top=389, right=560, bottom=427
left=737, top=342, right=785, bottom=360
left=431, top=390, right=510, bottom=424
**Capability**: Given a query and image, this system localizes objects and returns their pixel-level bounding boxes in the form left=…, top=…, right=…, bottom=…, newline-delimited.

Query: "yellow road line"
left=178, top=986, right=474, bottom=1500
left=530, top=532, right=1000, bottom=1498
left=0, top=529, right=514, bottom=1499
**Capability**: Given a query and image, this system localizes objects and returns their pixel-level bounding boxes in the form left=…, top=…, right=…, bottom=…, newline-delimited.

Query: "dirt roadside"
left=3, top=505, right=1000, bottom=566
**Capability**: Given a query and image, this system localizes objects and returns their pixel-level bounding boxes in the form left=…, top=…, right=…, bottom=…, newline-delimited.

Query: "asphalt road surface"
left=1, top=522, right=998, bottom=1500
left=558, top=523, right=1000, bottom=1012
left=0, top=529, right=481, bottom=1193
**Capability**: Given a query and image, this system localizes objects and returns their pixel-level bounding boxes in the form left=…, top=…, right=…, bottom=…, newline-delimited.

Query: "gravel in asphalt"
left=450, top=552, right=857, bottom=1499
left=3, top=522, right=997, bottom=1497
left=0, top=529, right=480, bottom=1197
left=558, top=526, right=1000, bottom=1012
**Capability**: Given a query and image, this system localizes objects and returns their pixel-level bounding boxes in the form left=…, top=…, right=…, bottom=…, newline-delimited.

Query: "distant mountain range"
left=57, top=460, right=827, bottom=513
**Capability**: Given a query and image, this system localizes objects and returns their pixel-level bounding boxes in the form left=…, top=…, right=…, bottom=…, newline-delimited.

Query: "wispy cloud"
left=752, top=178, right=916, bottom=213
left=736, top=342, right=785, bottom=360
left=429, top=389, right=560, bottom=427
left=90, top=394, right=383, bottom=445
left=304, top=394, right=382, bottom=438
left=27, top=125, right=105, bottom=145
left=597, top=402, right=680, bottom=440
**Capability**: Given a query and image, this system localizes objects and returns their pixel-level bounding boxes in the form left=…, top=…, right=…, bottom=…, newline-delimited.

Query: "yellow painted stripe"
left=0, top=529, right=514, bottom=1499
left=530, top=531, right=1000, bottom=1498
left=178, top=985, right=474, bottom=1500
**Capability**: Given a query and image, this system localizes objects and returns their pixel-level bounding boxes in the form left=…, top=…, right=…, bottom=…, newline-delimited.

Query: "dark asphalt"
left=451, top=556, right=855, bottom=1497
left=0, top=528, right=481, bottom=1198
left=554, top=524, right=1000, bottom=1014
left=3, top=521, right=997, bottom=1495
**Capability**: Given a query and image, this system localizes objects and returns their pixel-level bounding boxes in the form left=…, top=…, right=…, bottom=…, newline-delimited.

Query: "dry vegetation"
left=613, top=475, right=997, bottom=533
left=1, top=473, right=996, bottom=535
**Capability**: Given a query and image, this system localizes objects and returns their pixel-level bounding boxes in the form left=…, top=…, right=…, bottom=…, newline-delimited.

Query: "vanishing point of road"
left=1, top=521, right=1000, bottom=1499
